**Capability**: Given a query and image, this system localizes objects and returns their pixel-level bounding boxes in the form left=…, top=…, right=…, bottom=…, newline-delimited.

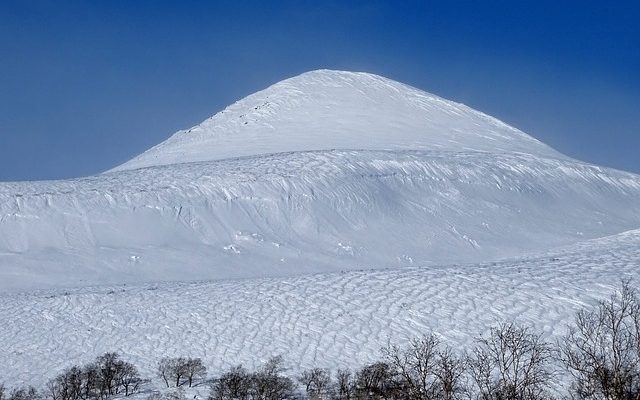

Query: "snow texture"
left=1, top=229, right=639, bottom=386
left=1, top=69, right=640, bottom=387
left=2, top=149, right=640, bottom=291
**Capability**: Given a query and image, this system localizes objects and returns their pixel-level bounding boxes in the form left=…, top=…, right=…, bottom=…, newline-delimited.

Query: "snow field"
left=2, top=229, right=639, bottom=387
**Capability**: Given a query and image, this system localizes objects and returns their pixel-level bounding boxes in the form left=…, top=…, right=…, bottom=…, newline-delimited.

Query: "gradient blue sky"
left=1, top=1, right=639, bottom=181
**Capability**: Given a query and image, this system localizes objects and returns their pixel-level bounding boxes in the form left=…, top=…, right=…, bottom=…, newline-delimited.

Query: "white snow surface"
left=112, top=70, right=564, bottom=172
left=1, top=229, right=640, bottom=386
left=2, top=150, right=640, bottom=291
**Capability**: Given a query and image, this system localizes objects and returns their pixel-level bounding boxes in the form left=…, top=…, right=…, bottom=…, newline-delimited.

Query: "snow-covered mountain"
left=1, top=70, right=639, bottom=292
left=112, top=70, right=563, bottom=172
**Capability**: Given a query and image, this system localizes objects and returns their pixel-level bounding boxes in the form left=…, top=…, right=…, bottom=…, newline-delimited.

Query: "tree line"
left=2, top=280, right=640, bottom=400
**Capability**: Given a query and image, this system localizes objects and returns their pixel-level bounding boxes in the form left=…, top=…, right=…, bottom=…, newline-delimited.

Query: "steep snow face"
left=112, top=70, right=563, bottom=172
left=2, top=150, right=640, bottom=291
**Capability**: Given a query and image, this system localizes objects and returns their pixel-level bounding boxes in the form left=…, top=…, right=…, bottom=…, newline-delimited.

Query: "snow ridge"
left=2, top=150, right=640, bottom=291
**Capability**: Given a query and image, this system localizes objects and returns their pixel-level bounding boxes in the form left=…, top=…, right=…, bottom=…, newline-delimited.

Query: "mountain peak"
left=111, top=70, right=564, bottom=172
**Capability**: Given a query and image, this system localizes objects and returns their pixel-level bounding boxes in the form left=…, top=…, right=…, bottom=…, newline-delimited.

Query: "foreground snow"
left=2, top=229, right=639, bottom=386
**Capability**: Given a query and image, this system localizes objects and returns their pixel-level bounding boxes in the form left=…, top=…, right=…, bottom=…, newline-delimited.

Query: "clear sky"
left=1, top=1, right=638, bottom=181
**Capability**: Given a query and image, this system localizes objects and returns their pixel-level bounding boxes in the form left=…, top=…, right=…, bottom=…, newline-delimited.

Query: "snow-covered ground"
left=2, top=229, right=639, bottom=386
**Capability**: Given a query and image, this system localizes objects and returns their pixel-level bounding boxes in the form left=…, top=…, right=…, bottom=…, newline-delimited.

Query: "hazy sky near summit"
left=1, top=1, right=639, bottom=180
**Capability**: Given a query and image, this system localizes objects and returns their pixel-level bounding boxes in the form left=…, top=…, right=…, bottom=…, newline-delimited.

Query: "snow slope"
left=2, top=150, right=640, bottom=291
left=111, top=70, right=564, bottom=172
left=1, top=70, right=640, bottom=291
left=2, top=229, right=639, bottom=386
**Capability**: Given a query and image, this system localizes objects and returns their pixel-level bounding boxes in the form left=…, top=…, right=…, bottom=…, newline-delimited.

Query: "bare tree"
left=158, top=357, right=193, bottom=387
left=561, top=280, right=640, bottom=400
left=382, top=334, right=465, bottom=400
left=353, top=362, right=396, bottom=399
left=8, top=387, right=39, bottom=400
left=467, top=322, right=554, bottom=400
left=46, top=377, right=62, bottom=400
left=158, top=358, right=176, bottom=388
left=183, top=358, right=207, bottom=387
left=435, top=347, right=466, bottom=400
left=250, top=356, right=296, bottom=400
left=96, top=353, right=120, bottom=397
left=46, top=367, right=84, bottom=400
left=45, top=355, right=141, bottom=400
left=209, top=365, right=252, bottom=400
left=173, top=357, right=188, bottom=388
left=333, top=370, right=354, bottom=400
left=298, top=368, right=332, bottom=399
left=116, top=362, right=143, bottom=396
left=383, top=335, right=439, bottom=399
left=81, top=364, right=100, bottom=400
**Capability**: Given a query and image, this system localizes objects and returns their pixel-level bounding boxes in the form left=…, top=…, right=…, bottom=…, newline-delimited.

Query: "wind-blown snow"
left=2, top=229, right=639, bottom=386
left=111, top=70, right=564, bottom=172
left=2, top=150, right=640, bottom=291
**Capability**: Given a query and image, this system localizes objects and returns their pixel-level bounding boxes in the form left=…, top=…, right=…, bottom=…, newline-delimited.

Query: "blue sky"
left=1, top=1, right=639, bottom=181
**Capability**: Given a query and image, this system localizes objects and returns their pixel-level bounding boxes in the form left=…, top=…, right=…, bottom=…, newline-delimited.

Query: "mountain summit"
left=112, top=70, right=563, bottom=172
